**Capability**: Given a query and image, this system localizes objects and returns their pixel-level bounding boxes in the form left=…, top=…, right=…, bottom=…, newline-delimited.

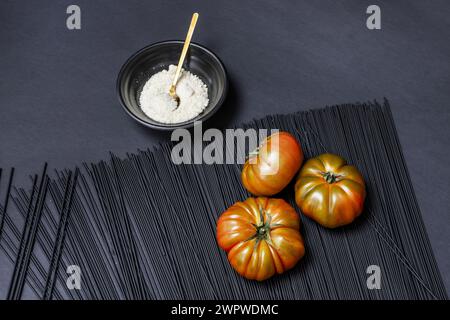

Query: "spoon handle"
left=172, top=13, right=199, bottom=88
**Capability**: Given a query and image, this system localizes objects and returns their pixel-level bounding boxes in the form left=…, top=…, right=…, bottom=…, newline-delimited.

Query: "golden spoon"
left=169, top=12, right=199, bottom=107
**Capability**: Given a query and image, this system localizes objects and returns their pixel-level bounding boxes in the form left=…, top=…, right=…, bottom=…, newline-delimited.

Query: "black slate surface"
left=0, top=0, right=449, bottom=297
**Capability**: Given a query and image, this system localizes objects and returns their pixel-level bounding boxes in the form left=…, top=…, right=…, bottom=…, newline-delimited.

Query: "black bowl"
left=117, top=40, right=228, bottom=130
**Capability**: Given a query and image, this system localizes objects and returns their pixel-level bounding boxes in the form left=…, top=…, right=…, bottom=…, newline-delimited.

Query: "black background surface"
left=0, top=0, right=449, bottom=298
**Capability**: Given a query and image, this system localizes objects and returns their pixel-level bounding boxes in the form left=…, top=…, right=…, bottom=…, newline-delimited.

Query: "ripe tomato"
left=242, top=132, right=303, bottom=196
left=294, top=153, right=366, bottom=228
left=216, top=197, right=305, bottom=281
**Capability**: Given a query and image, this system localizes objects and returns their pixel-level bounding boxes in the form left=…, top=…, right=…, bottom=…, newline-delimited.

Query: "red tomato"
left=242, top=132, right=303, bottom=196
left=217, top=197, right=305, bottom=281
left=295, top=153, right=366, bottom=228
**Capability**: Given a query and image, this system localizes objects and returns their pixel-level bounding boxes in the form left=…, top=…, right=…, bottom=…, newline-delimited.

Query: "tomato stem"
left=323, top=171, right=340, bottom=183
left=256, top=224, right=269, bottom=237
left=244, top=207, right=282, bottom=246
left=252, top=206, right=274, bottom=244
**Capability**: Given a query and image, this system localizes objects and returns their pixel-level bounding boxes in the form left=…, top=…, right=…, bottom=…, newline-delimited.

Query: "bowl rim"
left=116, top=40, right=228, bottom=130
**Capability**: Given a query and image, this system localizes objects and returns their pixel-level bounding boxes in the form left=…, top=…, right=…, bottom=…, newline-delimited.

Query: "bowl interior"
left=118, top=41, right=227, bottom=129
